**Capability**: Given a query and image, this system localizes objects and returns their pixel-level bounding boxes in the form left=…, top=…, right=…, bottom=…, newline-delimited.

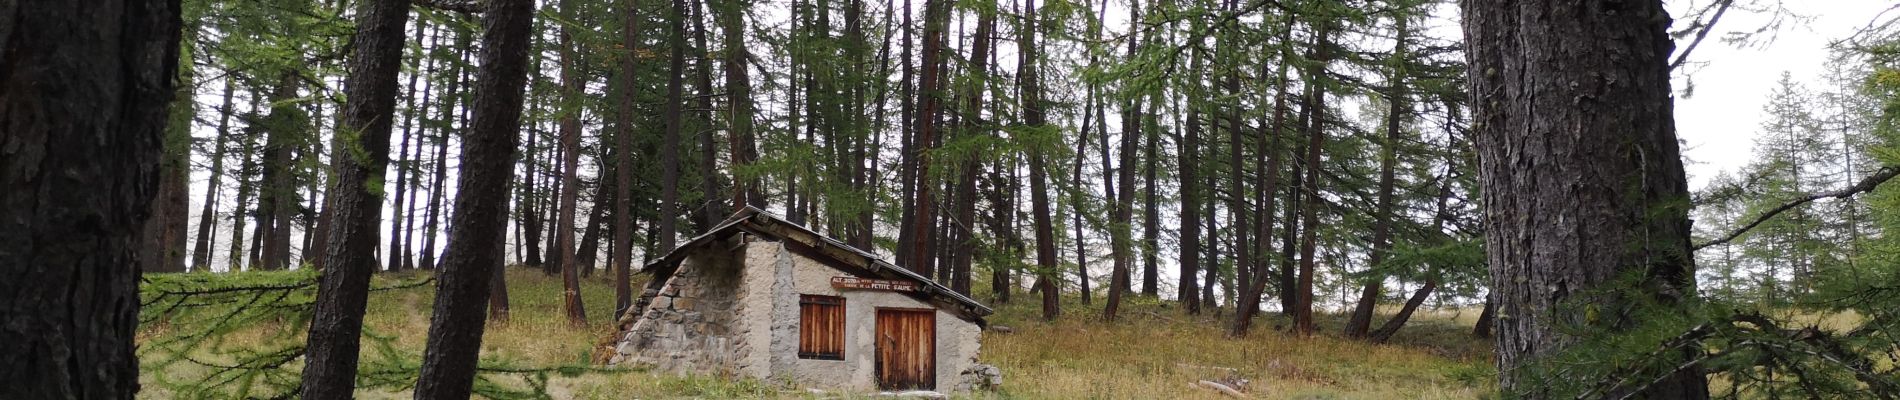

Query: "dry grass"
left=976, top=296, right=1493, bottom=399
left=138, top=269, right=1497, bottom=399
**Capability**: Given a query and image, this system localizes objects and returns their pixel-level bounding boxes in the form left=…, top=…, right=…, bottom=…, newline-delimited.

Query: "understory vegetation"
left=137, top=268, right=1494, bottom=399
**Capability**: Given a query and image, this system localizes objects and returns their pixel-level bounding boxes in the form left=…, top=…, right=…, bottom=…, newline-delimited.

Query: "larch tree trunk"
left=1345, top=16, right=1409, bottom=340
left=1463, top=0, right=1708, bottom=397
left=1290, top=24, right=1332, bottom=335
left=659, top=0, right=688, bottom=262
left=228, top=103, right=259, bottom=272
left=192, top=80, right=237, bottom=271
left=691, top=0, right=725, bottom=230
left=1229, top=24, right=1290, bottom=337
left=387, top=30, right=422, bottom=272
left=1021, top=0, right=1060, bottom=321
left=1073, top=95, right=1092, bottom=307
left=298, top=0, right=411, bottom=395
left=0, top=0, right=179, bottom=396
left=904, top=0, right=950, bottom=276
left=613, top=0, right=642, bottom=322
left=950, top=7, right=993, bottom=298
left=554, top=0, right=590, bottom=327
left=144, top=30, right=194, bottom=275
left=413, top=0, right=534, bottom=393
left=1368, top=174, right=1450, bottom=344
left=1178, top=51, right=1204, bottom=315
left=256, top=71, right=303, bottom=271
left=716, top=0, right=763, bottom=210
left=420, top=42, right=468, bottom=271
left=1217, top=0, right=1249, bottom=323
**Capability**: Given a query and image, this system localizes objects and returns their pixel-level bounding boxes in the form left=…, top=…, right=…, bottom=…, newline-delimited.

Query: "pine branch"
left=1693, top=167, right=1900, bottom=251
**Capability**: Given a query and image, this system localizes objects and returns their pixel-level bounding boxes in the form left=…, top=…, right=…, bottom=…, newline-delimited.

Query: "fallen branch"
left=1193, top=380, right=1248, bottom=398
left=1694, top=167, right=1900, bottom=251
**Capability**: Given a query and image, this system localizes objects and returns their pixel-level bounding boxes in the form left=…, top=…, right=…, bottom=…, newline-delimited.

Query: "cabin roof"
left=642, top=207, right=995, bottom=320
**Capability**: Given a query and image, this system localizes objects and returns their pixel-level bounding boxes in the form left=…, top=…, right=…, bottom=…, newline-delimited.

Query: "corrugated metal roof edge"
left=641, top=206, right=995, bottom=318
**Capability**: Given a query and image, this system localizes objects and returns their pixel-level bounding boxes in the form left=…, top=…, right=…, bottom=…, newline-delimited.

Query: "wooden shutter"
left=798, top=295, right=845, bottom=360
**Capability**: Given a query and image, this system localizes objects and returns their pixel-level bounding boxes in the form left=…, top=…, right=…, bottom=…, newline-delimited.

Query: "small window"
left=799, top=295, right=846, bottom=360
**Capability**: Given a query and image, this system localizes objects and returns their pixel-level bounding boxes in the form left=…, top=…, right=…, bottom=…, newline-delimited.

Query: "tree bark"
left=298, top=0, right=412, bottom=395
left=613, top=0, right=641, bottom=322
left=950, top=7, right=993, bottom=298
left=1178, top=52, right=1204, bottom=315
left=0, top=0, right=179, bottom=396
left=1020, top=0, right=1058, bottom=321
left=904, top=0, right=950, bottom=276
left=1464, top=0, right=1708, bottom=397
left=659, top=0, right=688, bottom=260
left=691, top=0, right=725, bottom=229
left=552, top=0, right=590, bottom=327
left=414, top=0, right=533, bottom=394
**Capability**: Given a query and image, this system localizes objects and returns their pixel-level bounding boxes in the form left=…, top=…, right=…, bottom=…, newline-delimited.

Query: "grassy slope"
left=138, top=269, right=1495, bottom=399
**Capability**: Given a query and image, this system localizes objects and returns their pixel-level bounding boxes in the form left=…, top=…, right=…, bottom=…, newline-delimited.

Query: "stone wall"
left=608, top=245, right=749, bottom=376
left=611, top=235, right=990, bottom=393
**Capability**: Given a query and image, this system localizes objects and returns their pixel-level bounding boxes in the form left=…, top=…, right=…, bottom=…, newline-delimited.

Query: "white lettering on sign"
left=830, top=276, right=919, bottom=292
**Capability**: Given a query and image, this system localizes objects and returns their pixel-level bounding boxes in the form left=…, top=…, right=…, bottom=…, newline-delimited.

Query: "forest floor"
left=136, top=268, right=1496, bottom=399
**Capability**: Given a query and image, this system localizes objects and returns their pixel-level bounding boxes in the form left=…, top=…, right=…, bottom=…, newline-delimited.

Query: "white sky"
left=1671, top=0, right=1894, bottom=190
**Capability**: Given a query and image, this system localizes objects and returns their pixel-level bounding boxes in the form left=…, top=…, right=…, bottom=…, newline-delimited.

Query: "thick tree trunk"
left=613, top=0, right=641, bottom=322
left=0, top=0, right=179, bottom=396
left=1464, top=0, right=1707, bottom=397
left=1216, top=2, right=1248, bottom=324
left=1102, top=0, right=1139, bottom=318
left=144, top=30, right=195, bottom=275
left=1020, top=0, right=1058, bottom=321
left=904, top=0, right=950, bottom=276
left=1178, top=53, right=1204, bottom=315
left=144, top=86, right=193, bottom=274
left=659, top=0, right=687, bottom=260
left=716, top=0, right=762, bottom=210
left=553, top=0, right=590, bottom=327
left=298, top=0, right=411, bottom=395
left=950, top=8, right=993, bottom=298
left=691, top=0, right=725, bottom=230
left=413, top=0, right=533, bottom=394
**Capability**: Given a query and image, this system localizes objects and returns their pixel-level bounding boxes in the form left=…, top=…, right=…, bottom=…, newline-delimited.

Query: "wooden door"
left=875, top=309, right=936, bottom=390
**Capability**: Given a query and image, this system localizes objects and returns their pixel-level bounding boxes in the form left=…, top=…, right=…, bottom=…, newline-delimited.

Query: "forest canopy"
left=3, top=0, right=1900, bottom=398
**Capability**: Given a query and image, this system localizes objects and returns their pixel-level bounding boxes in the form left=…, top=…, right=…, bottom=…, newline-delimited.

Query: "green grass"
left=137, top=268, right=1496, bottom=399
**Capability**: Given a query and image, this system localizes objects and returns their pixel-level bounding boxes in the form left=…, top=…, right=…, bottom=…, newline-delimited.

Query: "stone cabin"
left=608, top=207, right=996, bottom=393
